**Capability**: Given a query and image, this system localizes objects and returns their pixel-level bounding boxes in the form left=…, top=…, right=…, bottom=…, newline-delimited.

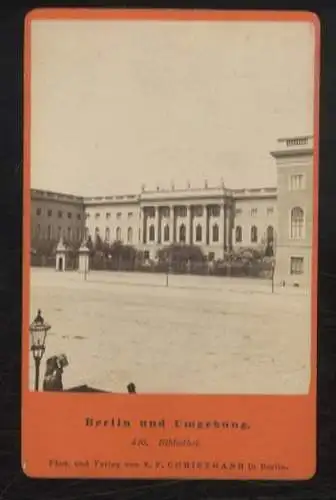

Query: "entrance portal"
left=58, top=257, right=63, bottom=271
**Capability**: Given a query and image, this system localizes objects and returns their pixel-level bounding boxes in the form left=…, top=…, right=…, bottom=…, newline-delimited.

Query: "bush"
left=157, top=244, right=205, bottom=264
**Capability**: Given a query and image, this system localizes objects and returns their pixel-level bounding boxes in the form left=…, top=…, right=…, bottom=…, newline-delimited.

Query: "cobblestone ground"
left=28, top=268, right=312, bottom=394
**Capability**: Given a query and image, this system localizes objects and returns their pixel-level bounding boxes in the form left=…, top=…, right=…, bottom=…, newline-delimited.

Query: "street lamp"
left=29, top=309, right=51, bottom=391
left=271, top=260, right=275, bottom=294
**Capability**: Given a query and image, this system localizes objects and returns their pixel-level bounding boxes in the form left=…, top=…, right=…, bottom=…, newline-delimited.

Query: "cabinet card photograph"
left=22, top=10, right=320, bottom=480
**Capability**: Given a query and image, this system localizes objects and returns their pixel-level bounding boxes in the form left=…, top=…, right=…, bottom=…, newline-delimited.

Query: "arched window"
left=67, top=227, right=72, bottom=241
left=235, top=225, right=242, bottom=243
left=179, top=224, right=186, bottom=243
left=164, top=225, right=170, bottom=242
left=116, top=227, right=122, bottom=241
left=95, top=227, right=100, bottom=236
left=195, top=224, right=202, bottom=242
left=127, top=227, right=133, bottom=244
left=149, top=225, right=155, bottom=242
left=105, top=227, right=110, bottom=241
left=266, top=225, right=274, bottom=244
left=291, top=207, right=304, bottom=239
left=36, top=224, right=41, bottom=237
left=251, top=225, right=258, bottom=243
left=212, top=224, right=219, bottom=242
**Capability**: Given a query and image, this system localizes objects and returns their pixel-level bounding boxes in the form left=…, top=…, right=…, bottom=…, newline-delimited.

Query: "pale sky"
left=30, top=19, right=316, bottom=196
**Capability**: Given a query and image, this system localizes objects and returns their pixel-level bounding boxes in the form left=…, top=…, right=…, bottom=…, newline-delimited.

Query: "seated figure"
left=127, top=382, right=136, bottom=394
left=43, top=354, right=68, bottom=391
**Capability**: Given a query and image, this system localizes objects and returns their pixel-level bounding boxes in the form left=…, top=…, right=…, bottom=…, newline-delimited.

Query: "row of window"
left=235, top=225, right=274, bottom=244
left=88, top=211, right=134, bottom=220
left=89, top=205, right=223, bottom=221
left=235, top=207, right=274, bottom=217
left=36, top=204, right=278, bottom=221
left=35, top=225, right=82, bottom=241
left=145, top=206, right=222, bottom=218
left=36, top=208, right=82, bottom=220
left=146, top=223, right=220, bottom=243
left=235, top=207, right=305, bottom=243
left=92, top=223, right=221, bottom=244
left=35, top=205, right=274, bottom=220
left=94, top=226, right=133, bottom=244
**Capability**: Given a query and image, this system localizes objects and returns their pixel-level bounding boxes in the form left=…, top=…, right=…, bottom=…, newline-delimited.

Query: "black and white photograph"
left=28, top=18, right=316, bottom=395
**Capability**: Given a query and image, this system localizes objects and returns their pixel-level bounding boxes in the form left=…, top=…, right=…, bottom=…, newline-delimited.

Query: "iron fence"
left=31, top=254, right=273, bottom=279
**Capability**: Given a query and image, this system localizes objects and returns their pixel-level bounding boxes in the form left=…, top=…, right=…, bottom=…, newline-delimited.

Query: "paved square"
left=28, top=268, right=311, bottom=394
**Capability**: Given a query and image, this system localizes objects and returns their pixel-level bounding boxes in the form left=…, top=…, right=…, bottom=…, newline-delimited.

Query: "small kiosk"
left=55, top=237, right=68, bottom=272
left=78, top=240, right=90, bottom=279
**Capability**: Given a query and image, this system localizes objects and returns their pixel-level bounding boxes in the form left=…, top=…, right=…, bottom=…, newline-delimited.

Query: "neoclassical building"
left=30, top=135, right=314, bottom=286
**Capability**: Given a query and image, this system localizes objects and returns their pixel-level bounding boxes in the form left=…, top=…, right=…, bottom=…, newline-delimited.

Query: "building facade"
left=30, top=189, right=85, bottom=244
left=270, top=135, right=314, bottom=288
left=30, top=135, right=314, bottom=286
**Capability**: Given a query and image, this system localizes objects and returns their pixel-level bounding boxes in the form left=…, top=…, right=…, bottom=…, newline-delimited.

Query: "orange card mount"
left=22, top=9, right=320, bottom=479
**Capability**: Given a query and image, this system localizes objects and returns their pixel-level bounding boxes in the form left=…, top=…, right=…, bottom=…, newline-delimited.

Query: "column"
left=190, top=206, right=194, bottom=245
left=186, top=205, right=192, bottom=245
left=225, top=205, right=231, bottom=250
left=229, top=205, right=233, bottom=249
left=142, top=207, right=147, bottom=244
left=156, top=207, right=161, bottom=244
left=201, top=204, right=206, bottom=245
left=221, top=203, right=226, bottom=251
left=169, top=205, right=175, bottom=243
left=206, top=206, right=210, bottom=245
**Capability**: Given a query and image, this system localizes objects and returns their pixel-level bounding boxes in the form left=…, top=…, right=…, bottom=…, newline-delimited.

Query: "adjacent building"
left=30, top=135, right=315, bottom=286
left=30, top=189, right=85, bottom=244
left=270, top=135, right=315, bottom=288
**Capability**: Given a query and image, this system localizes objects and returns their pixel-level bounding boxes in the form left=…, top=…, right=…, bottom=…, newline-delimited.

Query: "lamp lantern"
left=29, top=309, right=51, bottom=391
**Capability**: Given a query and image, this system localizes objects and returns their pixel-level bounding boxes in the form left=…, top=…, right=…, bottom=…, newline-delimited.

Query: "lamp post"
left=166, top=256, right=173, bottom=287
left=165, top=257, right=169, bottom=287
left=29, top=309, right=51, bottom=391
left=271, top=260, right=275, bottom=294
left=84, top=252, right=88, bottom=281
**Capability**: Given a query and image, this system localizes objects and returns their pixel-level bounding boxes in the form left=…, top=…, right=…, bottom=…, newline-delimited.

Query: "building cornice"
left=84, top=194, right=140, bottom=206
left=30, top=185, right=279, bottom=206
left=270, top=135, right=314, bottom=159
left=270, top=149, right=313, bottom=159
left=232, top=187, right=277, bottom=200
left=31, top=188, right=84, bottom=204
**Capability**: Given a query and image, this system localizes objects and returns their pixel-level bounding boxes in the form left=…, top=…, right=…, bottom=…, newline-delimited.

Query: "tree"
left=264, top=244, right=274, bottom=257
left=101, top=240, right=111, bottom=258
left=94, top=234, right=104, bottom=253
left=31, top=237, right=58, bottom=257
left=157, top=244, right=205, bottom=264
left=260, top=235, right=274, bottom=258
left=86, top=236, right=95, bottom=257
left=65, top=239, right=81, bottom=260
left=110, top=241, right=137, bottom=261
